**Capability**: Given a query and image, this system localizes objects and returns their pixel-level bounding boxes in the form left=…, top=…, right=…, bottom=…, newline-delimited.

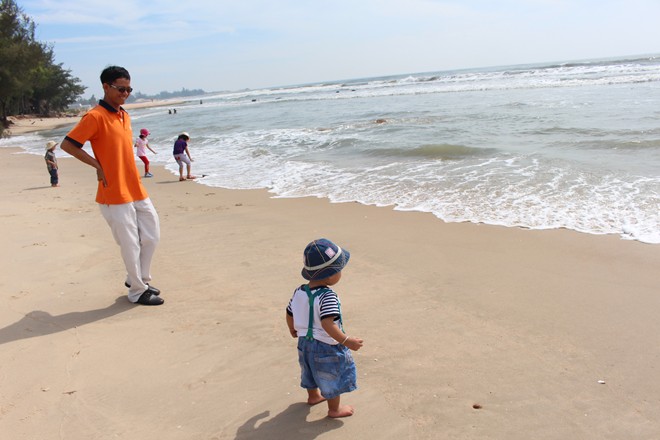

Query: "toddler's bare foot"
left=307, top=395, right=326, bottom=405
left=328, top=405, right=354, bottom=418
left=306, top=389, right=326, bottom=405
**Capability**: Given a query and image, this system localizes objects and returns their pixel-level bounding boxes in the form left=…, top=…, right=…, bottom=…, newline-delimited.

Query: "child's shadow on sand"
left=23, top=186, right=56, bottom=191
left=234, top=403, right=343, bottom=440
left=0, top=296, right=133, bottom=345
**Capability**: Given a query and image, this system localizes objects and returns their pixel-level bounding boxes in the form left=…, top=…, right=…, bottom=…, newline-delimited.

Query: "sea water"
left=4, top=55, right=660, bottom=244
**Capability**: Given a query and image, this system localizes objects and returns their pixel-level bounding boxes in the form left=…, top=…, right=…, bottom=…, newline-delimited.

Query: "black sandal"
left=136, top=291, right=164, bottom=306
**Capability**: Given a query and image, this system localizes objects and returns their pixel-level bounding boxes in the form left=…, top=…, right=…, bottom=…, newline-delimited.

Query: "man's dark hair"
left=100, top=66, right=130, bottom=84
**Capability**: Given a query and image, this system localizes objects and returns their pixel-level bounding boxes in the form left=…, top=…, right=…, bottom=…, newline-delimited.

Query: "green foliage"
left=0, top=0, right=85, bottom=136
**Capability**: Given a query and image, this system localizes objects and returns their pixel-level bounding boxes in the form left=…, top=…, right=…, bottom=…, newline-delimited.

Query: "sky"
left=17, top=0, right=660, bottom=98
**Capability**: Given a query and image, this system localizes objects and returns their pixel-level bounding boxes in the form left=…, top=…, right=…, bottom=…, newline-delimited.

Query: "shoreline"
left=2, top=148, right=660, bottom=439
left=4, top=105, right=656, bottom=247
left=2, top=137, right=657, bottom=247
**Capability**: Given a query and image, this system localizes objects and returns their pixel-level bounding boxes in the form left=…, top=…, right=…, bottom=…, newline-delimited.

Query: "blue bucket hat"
left=301, top=238, right=350, bottom=281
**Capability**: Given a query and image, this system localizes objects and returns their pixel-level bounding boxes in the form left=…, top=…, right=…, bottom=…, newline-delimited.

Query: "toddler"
left=286, top=238, right=364, bottom=418
left=44, top=140, right=59, bottom=187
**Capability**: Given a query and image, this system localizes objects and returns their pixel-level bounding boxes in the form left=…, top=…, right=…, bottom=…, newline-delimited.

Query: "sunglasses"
left=109, top=84, right=133, bottom=94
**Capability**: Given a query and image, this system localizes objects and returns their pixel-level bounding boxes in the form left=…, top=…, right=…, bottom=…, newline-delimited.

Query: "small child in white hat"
left=44, top=140, right=59, bottom=187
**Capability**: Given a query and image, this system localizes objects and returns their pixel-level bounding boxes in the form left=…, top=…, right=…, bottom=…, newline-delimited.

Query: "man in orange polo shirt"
left=61, top=66, right=164, bottom=306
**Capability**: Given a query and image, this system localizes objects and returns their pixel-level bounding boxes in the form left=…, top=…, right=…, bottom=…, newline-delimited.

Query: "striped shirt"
left=287, top=285, right=341, bottom=345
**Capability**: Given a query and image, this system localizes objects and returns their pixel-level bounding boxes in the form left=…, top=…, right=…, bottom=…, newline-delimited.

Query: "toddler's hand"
left=345, top=337, right=364, bottom=351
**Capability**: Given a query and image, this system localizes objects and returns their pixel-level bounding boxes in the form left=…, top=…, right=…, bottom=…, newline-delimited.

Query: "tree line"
left=0, top=0, right=85, bottom=136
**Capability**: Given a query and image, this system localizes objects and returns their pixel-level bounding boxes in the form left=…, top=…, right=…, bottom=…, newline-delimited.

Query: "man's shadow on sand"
left=0, top=296, right=133, bottom=345
left=234, top=403, right=343, bottom=440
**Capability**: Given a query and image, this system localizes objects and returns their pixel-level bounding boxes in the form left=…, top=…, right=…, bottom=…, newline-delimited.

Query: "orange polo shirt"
left=65, top=100, right=148, bottom=205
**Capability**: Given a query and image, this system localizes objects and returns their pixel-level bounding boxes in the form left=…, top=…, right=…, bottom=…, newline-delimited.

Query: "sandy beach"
left=4, top=99, right=183, bottom=136
left=1, top=141, right=660, bottom=439
left=5, top=115, right=83, bottom=135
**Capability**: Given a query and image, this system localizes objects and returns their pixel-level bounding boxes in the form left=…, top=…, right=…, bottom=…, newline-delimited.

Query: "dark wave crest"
left=371, top=143, right=494, bottom=160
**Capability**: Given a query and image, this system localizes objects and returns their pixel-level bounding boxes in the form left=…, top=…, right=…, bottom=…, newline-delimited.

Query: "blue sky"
left=19, top=0, right=660, bottom=97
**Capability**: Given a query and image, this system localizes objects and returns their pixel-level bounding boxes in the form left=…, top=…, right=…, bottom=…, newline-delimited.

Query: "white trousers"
left=99, top=198, right=160, bottom=302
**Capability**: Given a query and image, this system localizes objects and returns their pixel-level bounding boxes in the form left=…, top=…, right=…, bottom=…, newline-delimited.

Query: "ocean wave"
left=369, top=144, right=494, bottom=160
left=207, top=64, right=660, bottom=107
left=200, top=54, right=660, bottom=107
